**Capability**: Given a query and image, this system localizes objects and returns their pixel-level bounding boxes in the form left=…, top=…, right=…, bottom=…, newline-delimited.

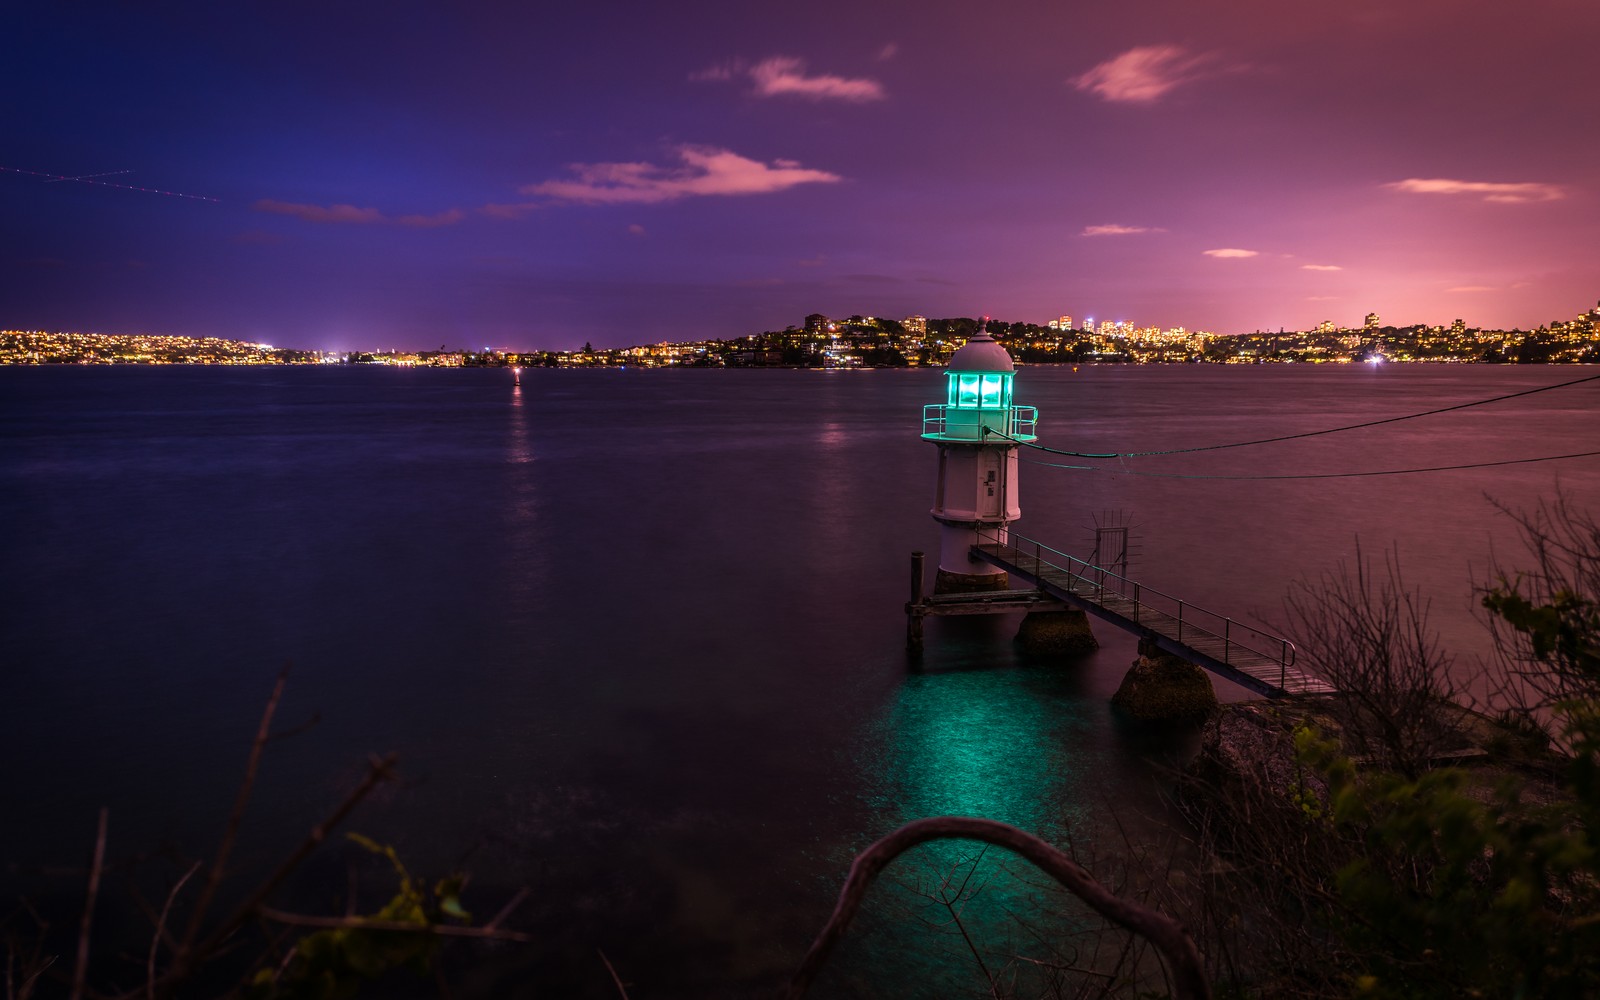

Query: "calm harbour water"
left=2, top=363, right=1597, bottom=996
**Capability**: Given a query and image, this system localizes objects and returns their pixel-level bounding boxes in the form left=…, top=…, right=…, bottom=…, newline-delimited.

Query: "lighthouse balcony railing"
left=972, top=527, right=1300, bottom=688
left=921, top=405, right=1038, bottom=442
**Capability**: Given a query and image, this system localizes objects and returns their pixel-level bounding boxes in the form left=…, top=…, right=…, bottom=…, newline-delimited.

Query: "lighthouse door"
left=978, top=450, right=1003, bottom=519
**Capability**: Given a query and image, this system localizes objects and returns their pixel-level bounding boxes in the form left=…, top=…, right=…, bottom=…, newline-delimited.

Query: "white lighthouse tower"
left=921, top=322, right=1037, bottom=593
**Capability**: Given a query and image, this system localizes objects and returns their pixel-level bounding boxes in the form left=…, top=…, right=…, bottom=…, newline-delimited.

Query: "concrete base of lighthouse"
left=932, top=520, right=1011, bottom=594
left=1015, top=608, right=1098, bottom=657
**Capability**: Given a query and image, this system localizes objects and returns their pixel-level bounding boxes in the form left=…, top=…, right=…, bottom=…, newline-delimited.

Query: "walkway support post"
left=906, top=551, right=925, bottom=654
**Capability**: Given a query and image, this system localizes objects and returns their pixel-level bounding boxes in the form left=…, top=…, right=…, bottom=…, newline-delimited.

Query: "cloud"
left=523, top=146, right=842, bottom=205
left=695, top=55, right=886, bottom=101
left=1203, top=248, right=1259, bottom=258
left=748, top=56, right=885, bottom=101
left=876, top=43, right=898, bottom=61
left=1448, top=285, right=1496, bottom=292
left=689, top=62, right=738, bottom=82
left=1073, top=45, right=1215, bottom=103
left=1307, top=296, right=1340, bottom=301
left=397, top=209, right=464, bottom=228
left=627, top=223, right=646, bottom=235
left=482, top=202, right=538, bottom=220
left=1082, top=223, right=1163, bottom=236
left=1301, top=263, right=1343, bottom=271
left=255, top=199, right=385, bottom=224
left=1387, top=178, right=1564, bottom=203
left=796, top=253, right=828, bottom=267
left=255, top=199, right=462, bottom=227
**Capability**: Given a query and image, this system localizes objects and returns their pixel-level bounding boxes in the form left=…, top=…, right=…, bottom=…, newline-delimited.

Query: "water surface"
left=2, top=364, right=1595, bottom=995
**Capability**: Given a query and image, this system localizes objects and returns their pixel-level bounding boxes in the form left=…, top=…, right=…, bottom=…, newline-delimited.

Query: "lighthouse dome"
left=947, top=328, right=1014, bottom=373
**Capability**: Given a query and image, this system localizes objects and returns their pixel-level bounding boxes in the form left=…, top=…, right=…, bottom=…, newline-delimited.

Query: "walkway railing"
left=973, top=527, right=1313, bottom=695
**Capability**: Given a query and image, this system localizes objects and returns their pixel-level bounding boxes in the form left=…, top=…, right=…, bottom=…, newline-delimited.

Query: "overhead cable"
left=992, top=370, right=1600, bottom=459
left=1023, top=448, right=1600, bottom=480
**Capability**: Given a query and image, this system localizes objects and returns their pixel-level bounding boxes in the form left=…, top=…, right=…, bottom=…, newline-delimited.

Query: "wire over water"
left=1024, top=449, right=1600, bottom=481
left=996, top=370, right=1600, bottom=460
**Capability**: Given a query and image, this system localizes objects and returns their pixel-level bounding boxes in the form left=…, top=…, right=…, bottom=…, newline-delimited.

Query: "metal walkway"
left=970, top=530, right=1336, bottom=698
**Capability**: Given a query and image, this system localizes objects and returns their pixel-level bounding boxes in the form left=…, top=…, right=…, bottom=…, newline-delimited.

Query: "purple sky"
left=4, top=0, right=1597, bottom=351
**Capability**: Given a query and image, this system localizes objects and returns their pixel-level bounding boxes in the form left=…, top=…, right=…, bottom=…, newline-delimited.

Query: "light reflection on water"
left=871, top=669, right=1088, bottom=834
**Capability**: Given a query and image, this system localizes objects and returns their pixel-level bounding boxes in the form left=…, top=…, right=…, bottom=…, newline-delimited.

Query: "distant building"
left=1364, top=312, right=1380, bottom=331
left=903, top=315, right=928, bottom=335
left=804, top=313, right=830, bottom=335
left=1451, top=318, right=1466, bottom=336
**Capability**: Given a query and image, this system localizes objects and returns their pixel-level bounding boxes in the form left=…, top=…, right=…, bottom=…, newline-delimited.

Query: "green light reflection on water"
left=830, top=665, right=1110, bottom=997
left=875, top=670, right=1086, bottom=837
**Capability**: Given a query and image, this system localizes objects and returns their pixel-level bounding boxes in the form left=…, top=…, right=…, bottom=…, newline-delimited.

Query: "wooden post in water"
left=906, top=551, right=925, bottom=654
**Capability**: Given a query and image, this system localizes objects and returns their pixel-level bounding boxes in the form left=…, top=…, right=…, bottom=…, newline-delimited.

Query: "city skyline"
left=3, top=1, right=1598, bottom=351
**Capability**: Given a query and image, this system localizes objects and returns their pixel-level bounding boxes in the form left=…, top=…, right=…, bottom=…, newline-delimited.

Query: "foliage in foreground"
left=1178, top=497, right=1600, bottom=1000
left=1, top=671, right=530, bottom=1000
left=246, top=834, right=474, bottom=1000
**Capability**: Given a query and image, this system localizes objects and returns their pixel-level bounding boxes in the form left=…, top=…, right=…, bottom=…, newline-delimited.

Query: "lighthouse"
left=921, top=322, right=1037, bottom=594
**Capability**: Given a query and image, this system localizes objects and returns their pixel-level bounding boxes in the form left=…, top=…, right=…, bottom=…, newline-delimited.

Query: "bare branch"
left=787, top=816, right=1209, bottom=1000
left=147, top=861, right=200, bottom=999
left=151, top=751, right=398, bottom=996
left=1285, top=542, right=1463, bottom=777
left=69, top=808, right=108, bottom=1000
left=179, top=665, right=289, bottom=962
left=199, top=753, right=398, bottom=955
left=482, top=887, right=530, bottom=934
left=597, top=949, right=630, bottom=999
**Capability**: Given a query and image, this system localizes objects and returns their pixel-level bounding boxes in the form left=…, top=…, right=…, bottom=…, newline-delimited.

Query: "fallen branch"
left=253, top=908, right=533, bottom=943
left=786, top=816, right=1210, bottom=1000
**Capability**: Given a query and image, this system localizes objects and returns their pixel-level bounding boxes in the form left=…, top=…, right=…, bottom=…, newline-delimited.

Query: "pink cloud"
left=397, top=209, right=464, bottom=228
left=482, top=202, right=538, bottom=220
left=255, top=199, right=385, bottom=224
left=1387, top=178, right=1564, bottom=203
left=255, top=199, right=463, bottom=227
left=1448, top=285, right=1497, bottom=292
left=876, top=43, right=898, bottom=61
left=1073, top=45, right=1215, bottom=103
left=1081, top=223, right=1162, bottom=236
left=1203, top=248, right=1259, bottom=258
left=522, top=146, right=842, bottom=205
left=748, top=56, right=886, bottom=101
left=689, top=61, right=739, bottom=82
left=1301, top=263, right=1343, bottom=271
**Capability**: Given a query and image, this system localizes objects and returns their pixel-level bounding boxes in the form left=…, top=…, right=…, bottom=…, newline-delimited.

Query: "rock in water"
left=1113, top=651, right=1218, bottom=722
left=1015, top=608, right=1098, bottom=657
